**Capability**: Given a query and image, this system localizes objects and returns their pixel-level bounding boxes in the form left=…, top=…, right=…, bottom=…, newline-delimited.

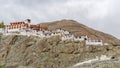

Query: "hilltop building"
left=5, top=19, right=47, bottom=33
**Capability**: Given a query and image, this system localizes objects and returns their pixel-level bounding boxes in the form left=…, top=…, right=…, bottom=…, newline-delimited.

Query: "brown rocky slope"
left=40, top=19, right=120, bottom=45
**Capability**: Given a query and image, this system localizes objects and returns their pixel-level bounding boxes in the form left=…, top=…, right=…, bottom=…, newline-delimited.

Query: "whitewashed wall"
left=85, top=40, right=103, bottom=45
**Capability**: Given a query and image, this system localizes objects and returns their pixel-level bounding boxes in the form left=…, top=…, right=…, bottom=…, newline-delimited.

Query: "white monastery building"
left=85, top=39, right=103, bottom=46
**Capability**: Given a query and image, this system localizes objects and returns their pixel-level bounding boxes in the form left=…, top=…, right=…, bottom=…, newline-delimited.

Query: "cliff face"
left=0, top=35, right=120, bottom=68
left=40, top=20, right=120, bottom=45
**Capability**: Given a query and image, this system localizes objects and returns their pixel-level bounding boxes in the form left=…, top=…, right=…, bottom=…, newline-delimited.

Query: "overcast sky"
left=0, top=0, right=120, bottom=38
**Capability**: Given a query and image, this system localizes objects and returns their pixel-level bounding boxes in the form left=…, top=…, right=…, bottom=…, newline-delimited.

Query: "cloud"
left=0, top=0, right=120, bottom=38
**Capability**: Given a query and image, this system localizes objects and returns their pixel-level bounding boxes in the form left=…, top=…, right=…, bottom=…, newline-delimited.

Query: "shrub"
left=0, top=65, right=5, bottom=68
left=36, top=66, right=41, bottom=68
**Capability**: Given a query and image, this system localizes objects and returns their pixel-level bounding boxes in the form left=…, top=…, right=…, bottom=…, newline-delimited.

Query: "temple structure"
left=5, top=19, right=47, bottom=33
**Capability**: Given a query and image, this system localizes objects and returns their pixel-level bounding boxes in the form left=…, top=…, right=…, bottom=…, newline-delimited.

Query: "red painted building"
left=5, top=19, right=48, bottom=32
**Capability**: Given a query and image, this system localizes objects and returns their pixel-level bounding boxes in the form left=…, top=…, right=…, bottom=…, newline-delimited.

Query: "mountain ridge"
left=40, top=19, right=120, bottom=45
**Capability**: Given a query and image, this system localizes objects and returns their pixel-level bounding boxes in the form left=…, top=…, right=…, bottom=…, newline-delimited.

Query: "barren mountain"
left=40, top=19, right=120, bottom=45
left=0, top=20, right=120, bottom=68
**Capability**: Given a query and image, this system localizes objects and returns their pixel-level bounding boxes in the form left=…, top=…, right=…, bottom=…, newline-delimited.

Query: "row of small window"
left=87, top=40, right=102, bottom=42
left=6, top=26, right=27, bottom=29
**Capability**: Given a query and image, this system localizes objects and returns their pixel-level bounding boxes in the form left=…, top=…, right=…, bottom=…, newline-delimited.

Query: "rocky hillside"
left=0, top=35, right=120, bottom=68
left=40, top=19, right=120, bottom=45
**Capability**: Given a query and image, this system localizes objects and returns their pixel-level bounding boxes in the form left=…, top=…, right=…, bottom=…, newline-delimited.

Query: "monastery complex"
left=0, top=19, right=108, bottom=46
